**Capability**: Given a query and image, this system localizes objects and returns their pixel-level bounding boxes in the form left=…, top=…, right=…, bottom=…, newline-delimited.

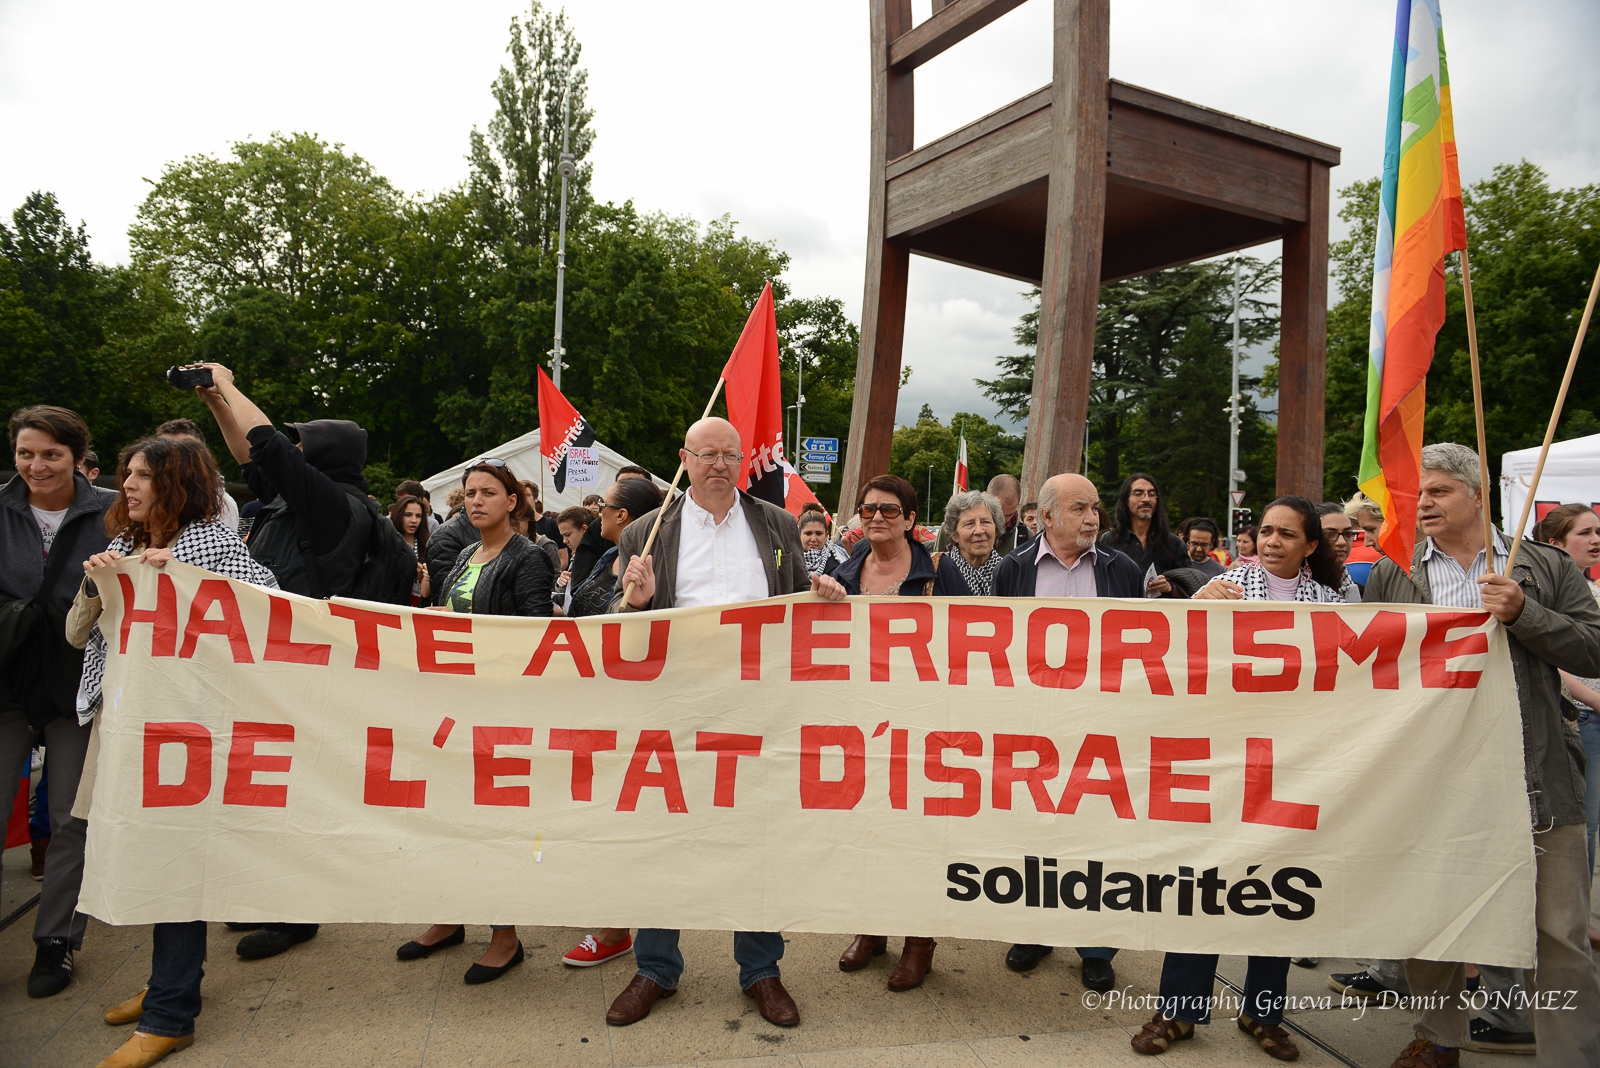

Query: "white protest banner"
left=80, top=561, right=1536, bottom=966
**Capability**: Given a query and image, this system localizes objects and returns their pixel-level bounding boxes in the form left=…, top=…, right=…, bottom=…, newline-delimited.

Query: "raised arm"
left=191, top=363, right=270, bottom=465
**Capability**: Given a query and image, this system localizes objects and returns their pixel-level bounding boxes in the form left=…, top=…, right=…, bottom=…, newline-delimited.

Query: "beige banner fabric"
left=79, top=560, right=1535, bottom=966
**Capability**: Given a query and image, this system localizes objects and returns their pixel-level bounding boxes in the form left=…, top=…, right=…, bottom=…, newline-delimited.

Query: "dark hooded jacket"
left=244, top=420, right=375, bottom=598
left=830, top=537, right=968, bottom=596
left=0, top=472, right=115, bottom=726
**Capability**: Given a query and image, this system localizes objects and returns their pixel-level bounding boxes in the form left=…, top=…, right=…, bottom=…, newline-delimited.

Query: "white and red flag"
left=537, top=365, right=597, bottom=494
left=719, top=283, right=826, bottom=520
left=954, top=430, right=969, bottom=493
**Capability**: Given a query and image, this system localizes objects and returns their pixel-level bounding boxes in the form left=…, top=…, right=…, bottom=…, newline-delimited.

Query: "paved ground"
left=1, top=842, right=1592, bottom=1067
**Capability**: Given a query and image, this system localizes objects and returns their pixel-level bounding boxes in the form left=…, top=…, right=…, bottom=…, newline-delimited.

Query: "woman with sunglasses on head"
left=78, top=437, right=279, bottom=1068
left=1132, top=495, right=1341, bottom=1063
left=395, top=459, right=553, bottom=985
left=809, top=474, right=965, bottom=993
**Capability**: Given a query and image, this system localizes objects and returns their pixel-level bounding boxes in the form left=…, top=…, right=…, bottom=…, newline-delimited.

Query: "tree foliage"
left=1323, top=162, right=1600, bottom=504
left=888, top=406, right=1023, bottom=523
left=979, top=259, right=1279, bottom=524
left=1, top=2, right=860, bottom=499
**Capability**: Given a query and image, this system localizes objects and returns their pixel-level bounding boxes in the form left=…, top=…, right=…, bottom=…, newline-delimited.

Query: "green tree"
left=1322, top=163, right=1600, bottom=504
left=780, top=295, right=859, bottom=512
left=979, top=258, right=1278, bottom=517
left=888, top=408, right=1021, bottom=523
left=467, top=1, right=595, bottom=253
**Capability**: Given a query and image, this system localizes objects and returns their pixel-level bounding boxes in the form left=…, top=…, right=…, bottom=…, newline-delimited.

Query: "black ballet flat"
left=396, top=925, right=465, bottom=961
left=464, top=941, right=525, bottom=984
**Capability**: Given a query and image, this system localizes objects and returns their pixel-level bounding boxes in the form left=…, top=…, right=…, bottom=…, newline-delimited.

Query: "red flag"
left=537, top=366, right=597, bottom=494
left=719, top=283, right=786, bottom=507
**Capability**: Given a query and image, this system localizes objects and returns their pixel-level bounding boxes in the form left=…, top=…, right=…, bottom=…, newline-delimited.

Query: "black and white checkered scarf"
left=77, top=521, right=278, bottom=724
left=1216, top=561, right=1344, bottom=603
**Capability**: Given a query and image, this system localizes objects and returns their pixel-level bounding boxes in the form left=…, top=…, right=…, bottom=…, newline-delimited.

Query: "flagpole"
left=621, top=376, right=727, bottom=606
left=1459, top=246, right=1496, bottom=573
left=1505, top=258, right=1600, bottom=571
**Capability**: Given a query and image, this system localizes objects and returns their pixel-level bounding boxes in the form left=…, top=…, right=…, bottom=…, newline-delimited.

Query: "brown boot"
left=887, top=937, right=935, bottom=991
left=95, top=1032, right=193, bottom=1068
left=743, top=976, right=800, bottom=1027
left=1238, top=1013, right=1300, bottom=1061
left=838, top=935, right=887, bottom=971
left=606, top=974, right=674, bottom=1026
left=104, top=987, right=147, bottom=1025
left=1389, top=1037, right=1459, bottom=1067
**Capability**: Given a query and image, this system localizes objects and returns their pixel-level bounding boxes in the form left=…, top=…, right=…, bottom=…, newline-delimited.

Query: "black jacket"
left=426, top=511, right=479, bottom=592
left=1100, top=526, right=1187, bottom=579
left=994, top=534, right=1144, bottom=598
left=568, top=517, right=613, bottom=591
left=0, top=472, right=115, bottom=726
left=435, top=535, right=554, bottom=617
left=244, top=421, right=373, bottom=598
left=831, top=538, right=968, bottom=596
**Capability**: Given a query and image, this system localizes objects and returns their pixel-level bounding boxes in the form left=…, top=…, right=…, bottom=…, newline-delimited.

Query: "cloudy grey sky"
left=2, top=0, right=1595, bottom=429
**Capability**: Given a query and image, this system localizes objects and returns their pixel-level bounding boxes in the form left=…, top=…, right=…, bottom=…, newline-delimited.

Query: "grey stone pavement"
left=3, top=841, right=1596, bottom=1068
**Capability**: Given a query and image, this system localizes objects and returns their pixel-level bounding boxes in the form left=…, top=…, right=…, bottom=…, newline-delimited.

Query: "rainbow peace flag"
left=1357, top=0, right=1467, bottom=571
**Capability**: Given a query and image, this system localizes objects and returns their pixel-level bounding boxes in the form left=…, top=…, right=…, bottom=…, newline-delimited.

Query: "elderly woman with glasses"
left=810, top=474, right=966, bottom=991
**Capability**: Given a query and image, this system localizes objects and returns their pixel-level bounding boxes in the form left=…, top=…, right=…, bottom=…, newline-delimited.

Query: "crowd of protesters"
left=3, top=367, right=1599, bottom=1068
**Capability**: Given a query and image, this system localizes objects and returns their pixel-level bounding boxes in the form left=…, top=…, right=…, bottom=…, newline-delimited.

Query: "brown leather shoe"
left=1389, top=1037, right=1460, bottom=1067
left=1130, top=1013, right=1193, bottom=1055
left=95, top=1032, right=194, bottom=1068
left=606, top=974, right=674, bottom=1026
left=887, top=937, right=935, bottom=991
left=838, top=935, right=887, bottom=971
left=743, top=976, right=800, bottom=1027
left=1238, top=1013, right=1299, bottom=1061
left=104, top=987, right=147, bottom=1025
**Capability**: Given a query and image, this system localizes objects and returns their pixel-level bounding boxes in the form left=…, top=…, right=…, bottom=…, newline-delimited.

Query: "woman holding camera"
left=395, top=459, right=553, bottom=984
left=81, top=436, right=278, bottom=1068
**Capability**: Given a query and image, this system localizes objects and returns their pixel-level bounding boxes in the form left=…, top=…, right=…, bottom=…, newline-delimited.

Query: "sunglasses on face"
left=859, top=502, right=905, bottom=519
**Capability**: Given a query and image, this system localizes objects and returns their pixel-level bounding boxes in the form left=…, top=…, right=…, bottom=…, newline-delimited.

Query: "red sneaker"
left=563, top=933, right=633, bottom=967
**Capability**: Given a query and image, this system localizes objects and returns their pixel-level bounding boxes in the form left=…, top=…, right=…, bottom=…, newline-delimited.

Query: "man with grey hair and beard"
left=991, top=473, right=1142, bottom=991
left=1364, top=442, right=1600, bottom=1068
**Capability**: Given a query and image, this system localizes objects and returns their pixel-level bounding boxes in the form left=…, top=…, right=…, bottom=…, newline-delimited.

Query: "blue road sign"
left=801, top=449, right=839, bottom=463
left=800, top=436, right=839, bottom=454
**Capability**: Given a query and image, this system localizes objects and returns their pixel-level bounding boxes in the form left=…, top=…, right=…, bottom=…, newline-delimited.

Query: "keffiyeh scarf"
left=1216, top=561, right=1343, bottom=603
left=77, top=521, right=279, bottom=724
left=803, top=541, right=850, bottom=577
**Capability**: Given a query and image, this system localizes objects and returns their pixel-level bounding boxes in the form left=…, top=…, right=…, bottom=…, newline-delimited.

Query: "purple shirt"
left=1034, top=537, right=1099, bottom=598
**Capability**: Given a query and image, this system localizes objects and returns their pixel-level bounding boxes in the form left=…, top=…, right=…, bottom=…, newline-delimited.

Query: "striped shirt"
left=1421, top=529, right=1509, bottom=610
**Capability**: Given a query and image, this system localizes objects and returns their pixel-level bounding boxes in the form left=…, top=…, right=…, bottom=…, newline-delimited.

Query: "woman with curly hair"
left=79, top=436, right=278, bottom=1068
left=1132, top=495, right=1341, bottom=1063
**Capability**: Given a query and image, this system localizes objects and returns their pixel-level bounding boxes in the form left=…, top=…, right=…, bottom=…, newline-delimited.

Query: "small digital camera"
left=166, top=366, right=214, bottom=390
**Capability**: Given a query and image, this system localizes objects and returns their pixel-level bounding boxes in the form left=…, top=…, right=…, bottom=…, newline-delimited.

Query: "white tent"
left=421, top=429, right=670, bottom=517
left=1499, top=432, right=1600, bottom=537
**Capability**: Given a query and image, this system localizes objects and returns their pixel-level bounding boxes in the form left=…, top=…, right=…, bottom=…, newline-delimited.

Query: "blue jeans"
left=139, top=921, right=207, bottom=1037
left=28, top=755, right=49, bottom=841
left=633, top=928, right=784, bottom=991
left=1159, top=953, right=1290, bottom=1027
left=1580, top=710, right=1600, bottom=876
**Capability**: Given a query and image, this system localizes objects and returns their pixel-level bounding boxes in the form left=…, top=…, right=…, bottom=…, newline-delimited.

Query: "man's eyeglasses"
left=683, top=448, right=743, bottom=468
left=859, top=502, right=905, bottom=519
left=1185, top=540, right=1214, bottom=550
left=1129, top=489, right=1159, bottom=499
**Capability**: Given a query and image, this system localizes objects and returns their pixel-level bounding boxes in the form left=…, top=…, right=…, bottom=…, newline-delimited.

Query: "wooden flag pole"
left=1505, top=258, right=1600, bottom=572
left=620, top=376, right=727, bottom=607
left=1459, top=246, right=1497, bottom=573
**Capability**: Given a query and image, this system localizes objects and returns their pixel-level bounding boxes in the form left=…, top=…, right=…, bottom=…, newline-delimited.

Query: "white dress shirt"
left=674, top=492, right=770, bottom=608
left=1422, top=528, right=1509, bottom=610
